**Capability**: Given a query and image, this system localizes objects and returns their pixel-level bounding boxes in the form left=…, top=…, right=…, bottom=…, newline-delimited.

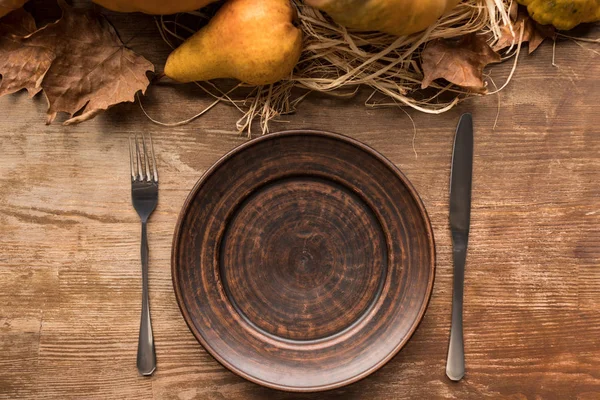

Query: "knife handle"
left=446, top=232, right=467, bottom=381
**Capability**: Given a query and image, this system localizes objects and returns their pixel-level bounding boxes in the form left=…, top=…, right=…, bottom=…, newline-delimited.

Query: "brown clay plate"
left=172, top=130, right=435, bottom=392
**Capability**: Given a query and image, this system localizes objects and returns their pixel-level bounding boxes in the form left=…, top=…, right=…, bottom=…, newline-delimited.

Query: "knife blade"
left=446, top=113, right=473, bottom=382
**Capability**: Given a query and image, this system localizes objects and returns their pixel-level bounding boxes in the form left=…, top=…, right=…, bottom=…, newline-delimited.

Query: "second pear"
left=165, top=0, right=303, bottom=86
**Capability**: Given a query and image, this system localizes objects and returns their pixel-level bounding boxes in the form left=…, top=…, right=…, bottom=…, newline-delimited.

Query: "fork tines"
left=129, top=134, right=158, bottom=183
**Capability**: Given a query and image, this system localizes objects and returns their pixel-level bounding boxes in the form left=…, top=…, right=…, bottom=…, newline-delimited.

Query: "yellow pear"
left=164, top=0, right=303, bottom=86
left=304, top=0, right=461, bottom=36
left=92, top=0, right=218, bottom=14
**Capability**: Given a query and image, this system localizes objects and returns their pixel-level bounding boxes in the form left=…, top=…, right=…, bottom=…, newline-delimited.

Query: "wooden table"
left=1, top=8, right=599, bottom=399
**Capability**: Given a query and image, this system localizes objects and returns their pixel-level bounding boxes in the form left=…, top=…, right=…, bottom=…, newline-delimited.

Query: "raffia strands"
left=154, top=0, right=511, bottom=135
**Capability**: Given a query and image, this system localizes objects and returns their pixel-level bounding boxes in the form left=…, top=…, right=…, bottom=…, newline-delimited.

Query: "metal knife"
left=446, top=113, right=473, bottom=382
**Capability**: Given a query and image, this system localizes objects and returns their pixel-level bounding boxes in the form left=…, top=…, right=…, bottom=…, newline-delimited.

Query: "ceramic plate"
left=172, top=130, right=435, bottom=392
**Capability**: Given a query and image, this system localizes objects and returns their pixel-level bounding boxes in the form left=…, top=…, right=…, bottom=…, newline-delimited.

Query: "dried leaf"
left=0, top=0, right=154, bottom=125
left=0, top=0, right=28, bottom=18
left=0, top=7, right=35, bottom=35
left=493, top=9, right=555, bottom=55
left=421, top=34, right=501, bottom=94
left=0, top=9, right=49, bottom=97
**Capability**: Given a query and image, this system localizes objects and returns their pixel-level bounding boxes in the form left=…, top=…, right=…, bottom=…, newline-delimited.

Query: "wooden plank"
left=0, top=6, right=599, bottom=399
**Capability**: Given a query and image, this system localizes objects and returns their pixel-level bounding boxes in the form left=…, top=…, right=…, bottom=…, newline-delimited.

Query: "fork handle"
left=137, top=221, right=156, bottom=376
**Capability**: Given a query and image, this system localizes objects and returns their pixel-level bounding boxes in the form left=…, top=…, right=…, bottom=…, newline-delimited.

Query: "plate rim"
left=171, top=129, right=436, bottom=392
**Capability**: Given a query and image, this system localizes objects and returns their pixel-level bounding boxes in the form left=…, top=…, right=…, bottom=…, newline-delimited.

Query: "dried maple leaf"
left=493, top=8, right=555, bottom=55
left=421, top=34, right=501, bottom=94
left=0, top=9, right=49, bottom=97
left=0, top=7, right=34, bottom=35
left=0, top=0, right=28, bottom=18
left=0, top=0, right=154, bottom=125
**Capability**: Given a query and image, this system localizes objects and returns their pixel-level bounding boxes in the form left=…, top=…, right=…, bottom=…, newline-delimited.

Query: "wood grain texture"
left=172, top=131, right=435, bottom=391
left=0, top=4, right=599, bottom=399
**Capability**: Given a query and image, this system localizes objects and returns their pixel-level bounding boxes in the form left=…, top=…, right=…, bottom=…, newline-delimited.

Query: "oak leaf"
left=421, top=34, right=501, bottom=94
left=0, top=0, right=154, bottom=125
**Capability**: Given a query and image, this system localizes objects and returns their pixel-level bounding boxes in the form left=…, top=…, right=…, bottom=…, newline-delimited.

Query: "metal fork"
left=129, top=134, right=159, bottom=376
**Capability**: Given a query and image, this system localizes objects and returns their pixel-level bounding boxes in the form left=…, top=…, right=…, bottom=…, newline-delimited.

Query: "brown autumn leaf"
left=493, top=8, right=555, bottom=55
left=0, top=0, right=28, bottom=18
left=0, top=7, right=34, bottom=35
left=0, top=0, right=154, bottom=125
left=421, top=34, right=501, bottom=94
left=0, top=9, right=48, bottom=97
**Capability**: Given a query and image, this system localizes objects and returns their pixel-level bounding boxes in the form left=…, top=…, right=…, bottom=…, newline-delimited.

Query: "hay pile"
left=153, top=0, right=512, bottom=134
